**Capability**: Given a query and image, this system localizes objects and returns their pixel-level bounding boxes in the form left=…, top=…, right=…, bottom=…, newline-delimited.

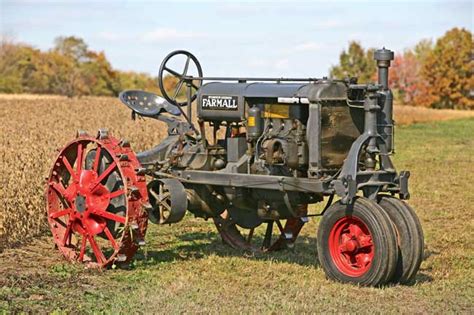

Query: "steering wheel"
left=158, top=50, right=203, bottom=107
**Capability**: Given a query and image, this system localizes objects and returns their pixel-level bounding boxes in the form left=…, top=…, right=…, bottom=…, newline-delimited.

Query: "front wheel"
left=317, top=197, right=398, bottom=286
left=378, top=195, right=424, bottom=284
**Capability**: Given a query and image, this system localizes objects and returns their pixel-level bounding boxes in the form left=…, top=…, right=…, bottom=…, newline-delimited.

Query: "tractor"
left=46, top=48, right=424, bottom=286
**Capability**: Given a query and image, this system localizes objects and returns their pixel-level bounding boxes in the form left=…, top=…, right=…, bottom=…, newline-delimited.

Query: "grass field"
left=0, top=95, right=473, bottom=313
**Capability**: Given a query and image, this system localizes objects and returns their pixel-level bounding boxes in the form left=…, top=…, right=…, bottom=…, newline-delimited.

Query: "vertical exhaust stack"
left=374, top=48, right=394, bottom=153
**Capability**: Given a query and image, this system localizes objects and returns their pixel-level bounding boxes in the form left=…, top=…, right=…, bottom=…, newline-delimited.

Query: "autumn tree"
left=0, top=40, right=30, bottom=93
left=53, top=36, right=89, bottom=63
left=389, top=40, right=434, bottom=106
left=421, top=28, right=473, bottom=109
left=330, top=41, right=377, bottom=83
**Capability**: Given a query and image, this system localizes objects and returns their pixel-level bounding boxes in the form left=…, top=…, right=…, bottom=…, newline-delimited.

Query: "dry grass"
left=394, top=104, right=474, bottom=125
left=0, top=94, right=473, bottom=313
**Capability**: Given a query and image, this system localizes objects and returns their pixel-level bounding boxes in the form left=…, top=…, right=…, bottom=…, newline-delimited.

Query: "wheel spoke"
left=91, top=161, right=117, bottom=190
left=76, top=143, right=84, bottom=175
left=247, top=228, right=254, bottom=244
left=103, top=226, right=119, bottom=250
left=275, top=220, right=285, bottom=235
left=158, top=192, right=171, bottom=202
left=262, top=221, right=274, bottom=249
left=62, top=156, right=78, bottom=182
left=161, top=200, right=172, bottom=212
left=50, top=208, right=72, bottom=219
left=109, top=189, right=125, bottom=199
left=173, top=79, right=185, bottom=100
left=92, top=146, right=102, bottom=173
left=182, top=55, right=190, bottom=76
left=62, top=220, right=73, bottom=246
left=78, top=235, right=87, bottom=262
left=95, top=210, right=127, bottom=224
left=88, top=235, right=106, bottom=264
left=164, top=67, right=182, bottom=78
left=50, top=182, right=70, bottom=202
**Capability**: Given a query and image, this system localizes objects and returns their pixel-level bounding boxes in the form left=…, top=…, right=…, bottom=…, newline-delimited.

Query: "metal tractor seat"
left=119, top=90, right=181, bottom=117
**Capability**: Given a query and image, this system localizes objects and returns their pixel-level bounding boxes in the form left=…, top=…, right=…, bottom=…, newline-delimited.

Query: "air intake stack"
left=374, top=48, right=394, bottom=153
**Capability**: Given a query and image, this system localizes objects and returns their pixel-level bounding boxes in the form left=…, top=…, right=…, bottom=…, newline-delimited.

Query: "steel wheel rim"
left=46, top=133, right=148, bottom=267
left=214, top=205, right=308, bottom=252
left=328, top=216, right=374, bottom=277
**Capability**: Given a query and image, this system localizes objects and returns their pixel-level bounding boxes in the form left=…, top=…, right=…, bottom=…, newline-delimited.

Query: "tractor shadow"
left=133, top=231, right=319, bottom=268
left=132, top=231, right=434, bottom=286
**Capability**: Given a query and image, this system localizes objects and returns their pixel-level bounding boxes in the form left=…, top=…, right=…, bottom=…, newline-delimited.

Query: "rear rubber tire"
left=378, top=195, right=424, bottom=284
left=317, top=197, right=398, bottom=287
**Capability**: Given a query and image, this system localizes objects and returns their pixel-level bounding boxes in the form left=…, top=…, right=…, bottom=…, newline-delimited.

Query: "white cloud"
left=292, top=41, right=324, bottom=53
left=140, top=28, right=205, bottom=43
left=97, top=31, right=121, bottom=41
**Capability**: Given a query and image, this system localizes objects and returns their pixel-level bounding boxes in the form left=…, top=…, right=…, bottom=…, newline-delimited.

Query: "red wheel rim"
left=328, top=216, right=374, bottom=277
left=46, top=132, right=148, bottom=267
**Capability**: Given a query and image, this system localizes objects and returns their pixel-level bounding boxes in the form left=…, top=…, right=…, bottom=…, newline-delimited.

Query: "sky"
left=1, top=0, right=472, bottom=78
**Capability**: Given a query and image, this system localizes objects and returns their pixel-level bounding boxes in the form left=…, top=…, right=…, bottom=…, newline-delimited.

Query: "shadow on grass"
left=132, top=230, right=434, bottom=286
left=133, top=230, right=318, bottom=268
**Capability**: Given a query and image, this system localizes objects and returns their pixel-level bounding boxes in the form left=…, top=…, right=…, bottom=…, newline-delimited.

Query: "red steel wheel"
left=328, top=216, right=374, bottom=277
left=46, top=130, right=149, bottom=267
left=317, top=197, right=398, bottom=286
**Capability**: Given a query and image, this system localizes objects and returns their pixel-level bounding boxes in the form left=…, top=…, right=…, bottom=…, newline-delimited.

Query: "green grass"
left=1, top=118, right=473, bottom=313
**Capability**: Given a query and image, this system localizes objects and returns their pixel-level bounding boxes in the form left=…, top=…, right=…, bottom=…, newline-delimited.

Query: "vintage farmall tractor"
left=46, top=48, right=424, bottom=286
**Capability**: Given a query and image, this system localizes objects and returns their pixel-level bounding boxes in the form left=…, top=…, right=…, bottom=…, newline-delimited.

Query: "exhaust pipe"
left=374, top=48, right=394, bottom=153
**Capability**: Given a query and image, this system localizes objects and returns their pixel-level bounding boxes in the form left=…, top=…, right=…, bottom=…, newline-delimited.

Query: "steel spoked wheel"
left=317, top=197, right=398, bottom=286
left=46, top=130, right=149, bottom=267
left=328, top=216, right=374, bottom=277
left=213, top=205, right=309, bottom=252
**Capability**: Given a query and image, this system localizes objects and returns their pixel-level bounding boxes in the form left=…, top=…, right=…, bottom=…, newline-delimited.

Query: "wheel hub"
left=328, top=216, right=374, bottom=277
left=68, top=169, right=111, bottom=233
left=75, top=195, right=86, bottom=213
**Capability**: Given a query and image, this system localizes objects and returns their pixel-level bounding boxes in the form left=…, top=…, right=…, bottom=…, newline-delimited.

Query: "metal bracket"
left=333, top=175, right=357, bottom=205
left=399, top=171, right=410, bottom=199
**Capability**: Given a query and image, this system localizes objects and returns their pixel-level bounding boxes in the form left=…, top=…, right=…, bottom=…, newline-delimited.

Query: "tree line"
left=330, top=27, right=473, bottom=110
left=1, top=28, right=472, bottom=109
left=0, top=36, right=176, bottom=97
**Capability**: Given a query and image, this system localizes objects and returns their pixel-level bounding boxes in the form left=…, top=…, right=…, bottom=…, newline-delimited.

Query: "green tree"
left=117, top=71, right=159, bottom=94
left=0, top=40, right=27, bottom=93
left=330, top=41, right=377, bottom=83
left=82, top=51, right=121, bottom=96
left=421, top=28, right=473, bottom=109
